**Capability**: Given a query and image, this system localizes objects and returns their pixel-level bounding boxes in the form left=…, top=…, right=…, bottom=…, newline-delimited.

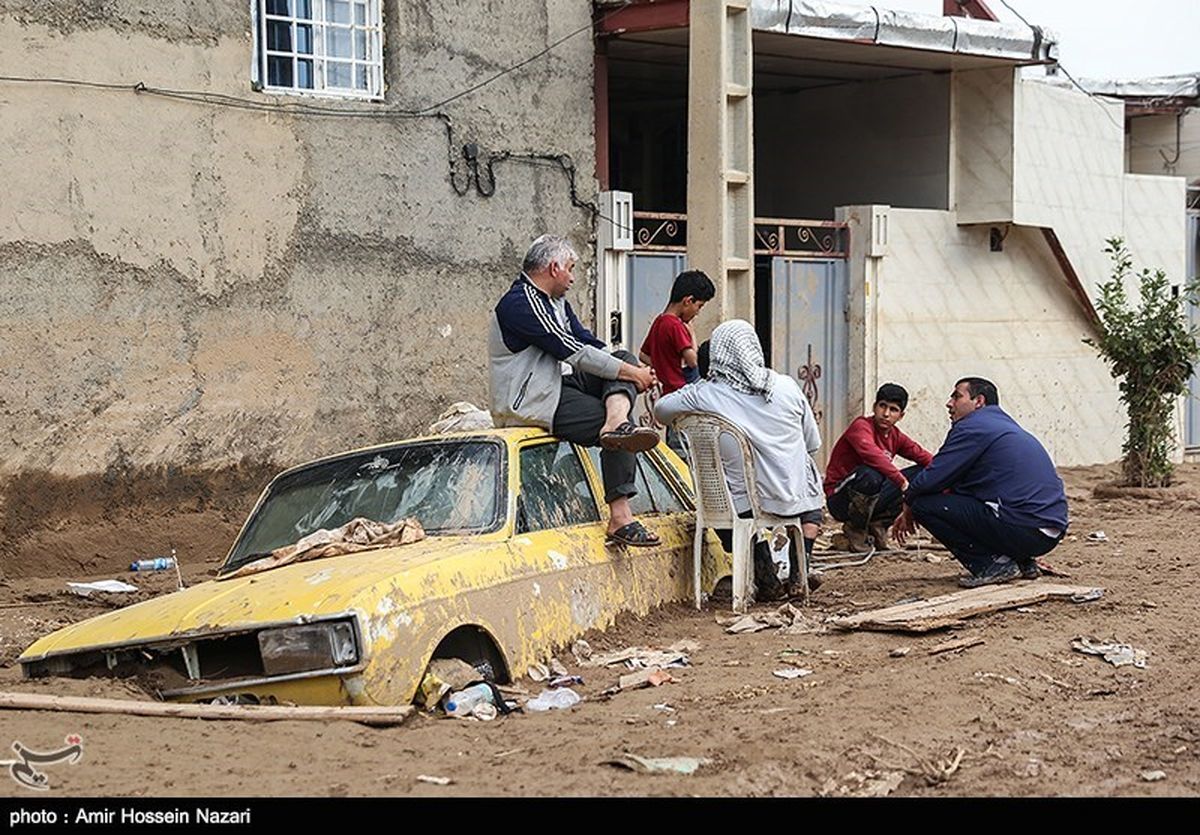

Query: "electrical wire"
left=996, top=0, right=1198, bottom=159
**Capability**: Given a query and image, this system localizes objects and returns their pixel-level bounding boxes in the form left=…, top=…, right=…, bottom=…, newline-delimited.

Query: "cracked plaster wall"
left=0, top=1, right=598, bottom=480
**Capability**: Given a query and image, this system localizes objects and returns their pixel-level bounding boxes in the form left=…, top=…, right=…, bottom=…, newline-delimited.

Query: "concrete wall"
left=952, top=66, right=1014, bottom=225
left=755, top=72, right=950, bottom=219
left=954, top=74, right=1186, bottom=299
left=864, top=209, right=1123, bottom=467
left=0, top=0, right=598, bottom=482
left=1128, top=111, right=1200, bottom=182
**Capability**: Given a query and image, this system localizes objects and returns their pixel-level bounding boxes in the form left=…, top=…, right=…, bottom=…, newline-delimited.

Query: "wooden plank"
left=0, top=692, right=414, bottom=726
left=831, top=583, right=1103, bottom=633
left=926, top=636, right=985, bottom=655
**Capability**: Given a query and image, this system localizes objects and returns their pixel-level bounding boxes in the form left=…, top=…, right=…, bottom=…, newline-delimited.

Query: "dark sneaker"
left=958, top=558, right=1021, bottom=588
left=1018, top=560, right=1041, bottom=580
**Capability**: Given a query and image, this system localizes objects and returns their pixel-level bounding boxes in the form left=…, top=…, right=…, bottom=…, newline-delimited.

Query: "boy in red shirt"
left=824, top=383, right=933, bottom=552
left=639, top=269, right=716, bottom=394
left=640, top=270, right=716, bottom=455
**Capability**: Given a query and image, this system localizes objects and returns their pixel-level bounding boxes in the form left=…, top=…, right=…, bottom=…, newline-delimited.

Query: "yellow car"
left=19, top=429, right=730, bottom=705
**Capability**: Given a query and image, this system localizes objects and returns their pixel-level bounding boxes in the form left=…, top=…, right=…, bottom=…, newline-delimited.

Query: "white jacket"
left=655, top=374, right=823, bottom=517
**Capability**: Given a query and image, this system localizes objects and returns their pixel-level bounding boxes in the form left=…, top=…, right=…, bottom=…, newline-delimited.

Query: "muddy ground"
left=1, top=462, right=1198, bottom=797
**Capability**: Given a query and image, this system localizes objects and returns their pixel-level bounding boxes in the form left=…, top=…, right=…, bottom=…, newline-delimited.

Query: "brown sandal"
left=605, top=521, right=661, bottom=548
left=599, top=421, right=660, bottom=453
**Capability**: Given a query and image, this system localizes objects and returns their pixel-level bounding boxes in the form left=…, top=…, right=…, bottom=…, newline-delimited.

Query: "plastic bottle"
left=444, top=683, right=495, bottom=717
left=525, top=687, right=581, bottom=712
left=130, top=557, right=176, bottom=572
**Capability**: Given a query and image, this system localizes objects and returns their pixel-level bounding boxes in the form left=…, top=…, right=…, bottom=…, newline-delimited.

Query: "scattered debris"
left=889, top=647, right=911, bottom=658
left=527, top=662, right=550, bottom=682
left=819, top=770, right=905, bottom=797
left=720, top=603, right=827, bottom=635
left=1071, top=637, right=1148, bottom=669
left=1070, top=588, right=1104, bottom=603
left=772, top=668, right=813, bottom=680
left=470, top=703, right=498, bottom=721
left=603, top=753, right=712, bottom=775
left=927, top=636, right=985, bottom=656
left=1140, top=770, right=1166, bottom=782
left=1015, top=607, right=1035, bottom=613
left=570, top=639, right=593, bottom=663
left=831, top=583, right=1105, bottom=633
left=1086, top=531, right=1108, bottom=543
left=974, top=671, right=1020, bottom=686
left=416, top=774, right=452, bottom=786
left=925, top=554, right=944, bottom=564
left=870, top=734, right=966, bottom=786
left=608, top=669, right=676, bottom=694
left=1038, top=672, right=1071, bottom=689
left=525, top=687, right=582, bottom=711
left=581, top=646, right=691, bottom=670
left=549, top=675, right=584, bottom=688
left=548, top=658, right=569, bottom=677
left=1139, top=600, right=1159, bottom=609
left=66, top=580, right=138, bottom=596
left=652, top=703, right=676, bottom=713
left=418, top=658, right=480, bottom=708
left=722, top=614, right=776, bottom=634
left=427, top=402, right=492, bottom=433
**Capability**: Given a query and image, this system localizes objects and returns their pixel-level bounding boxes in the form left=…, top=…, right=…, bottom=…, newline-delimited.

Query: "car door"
left=508, top=438, right=616, bottom=645
left=582, top=445, right=706, bottom=603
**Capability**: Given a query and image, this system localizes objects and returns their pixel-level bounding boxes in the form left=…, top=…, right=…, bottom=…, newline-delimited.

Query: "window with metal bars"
left=253, top=0, right=384, bottom=100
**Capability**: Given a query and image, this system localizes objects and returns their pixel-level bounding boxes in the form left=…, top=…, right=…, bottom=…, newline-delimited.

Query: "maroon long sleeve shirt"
left=823, top=416, right=933, bottom=496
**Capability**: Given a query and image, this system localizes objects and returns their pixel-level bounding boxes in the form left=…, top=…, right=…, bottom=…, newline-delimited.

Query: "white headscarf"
left=708, top=319, right=774, bottom=402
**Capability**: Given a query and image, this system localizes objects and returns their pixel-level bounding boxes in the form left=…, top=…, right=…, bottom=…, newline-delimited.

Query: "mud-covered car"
left=19, top=429, right=729, bottom=705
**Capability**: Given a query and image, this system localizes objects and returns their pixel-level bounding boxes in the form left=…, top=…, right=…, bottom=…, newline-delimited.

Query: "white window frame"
left=252, top=0, right=384, bottom=101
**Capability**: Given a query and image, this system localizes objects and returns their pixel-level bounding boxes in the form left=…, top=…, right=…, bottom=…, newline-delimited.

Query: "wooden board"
left=831, top=583, right=1104, bottom=633
left=0, top=692, right=414, bottom=726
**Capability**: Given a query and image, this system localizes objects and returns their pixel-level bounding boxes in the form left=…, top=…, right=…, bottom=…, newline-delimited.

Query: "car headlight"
left=257, top=621, right=359, bottom=676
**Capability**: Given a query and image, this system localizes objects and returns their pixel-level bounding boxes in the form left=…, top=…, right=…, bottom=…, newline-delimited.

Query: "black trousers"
left=552, top=349, right=640, bottom=505
left=910, top=492, right=1062, bottom=574
left=827, top=464, right=923, bottom=526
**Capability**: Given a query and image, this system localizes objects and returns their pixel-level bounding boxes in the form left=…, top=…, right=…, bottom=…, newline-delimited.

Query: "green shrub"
left=1084, top=238, right=1200, bottom=487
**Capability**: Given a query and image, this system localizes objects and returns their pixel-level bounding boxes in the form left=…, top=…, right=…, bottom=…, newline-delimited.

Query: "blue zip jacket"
left=488, top=274, right=621, bottom=429
left=906, top=406, right=1068, bottom=530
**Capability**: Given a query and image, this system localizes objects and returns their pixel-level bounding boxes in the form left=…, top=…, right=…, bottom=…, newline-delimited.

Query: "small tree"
left=1085, top=238, right=1200, bottom=487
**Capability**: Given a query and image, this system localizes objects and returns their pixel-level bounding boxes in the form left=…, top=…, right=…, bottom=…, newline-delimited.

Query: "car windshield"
left=224, top=440, right=502, bottom=571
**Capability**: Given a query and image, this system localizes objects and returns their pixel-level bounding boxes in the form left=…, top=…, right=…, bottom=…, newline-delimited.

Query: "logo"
left=1, top=735, right=83, bottom=791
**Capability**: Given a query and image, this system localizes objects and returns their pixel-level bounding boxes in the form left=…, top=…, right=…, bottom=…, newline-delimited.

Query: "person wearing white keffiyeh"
left=707, top=319, right=775, bottom=401
left=654, top=319, right=825, bottom=598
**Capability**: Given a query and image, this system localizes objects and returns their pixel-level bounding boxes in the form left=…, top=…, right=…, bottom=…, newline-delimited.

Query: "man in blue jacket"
left=489, top=234, right=661, bottom=547
left=891, top=377, right=1068, bottom=587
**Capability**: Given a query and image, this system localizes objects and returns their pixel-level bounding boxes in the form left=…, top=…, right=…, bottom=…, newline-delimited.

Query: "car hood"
left=20, top=534, right=495, bottom=661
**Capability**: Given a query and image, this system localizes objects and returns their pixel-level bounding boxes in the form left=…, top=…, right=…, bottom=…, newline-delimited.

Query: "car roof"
left=271, top=427, right=549, bottom=481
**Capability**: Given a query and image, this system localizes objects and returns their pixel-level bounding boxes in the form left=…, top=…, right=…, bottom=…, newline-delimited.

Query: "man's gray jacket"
left=489, top=273, right=623, bottom=429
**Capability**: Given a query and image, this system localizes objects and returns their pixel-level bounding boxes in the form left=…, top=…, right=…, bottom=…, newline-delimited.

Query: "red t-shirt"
left=640, top=314, right=694, bottom=394
left=823, top=415, right=934, bottom=496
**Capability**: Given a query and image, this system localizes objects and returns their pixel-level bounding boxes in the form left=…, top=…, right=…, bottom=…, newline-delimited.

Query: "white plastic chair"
left=673, top=412, right=811, bottom=613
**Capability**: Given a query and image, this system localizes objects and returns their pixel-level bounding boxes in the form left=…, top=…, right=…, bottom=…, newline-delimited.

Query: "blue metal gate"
left=627, top=252, right=687, bottom=360
left=770, top=257, right=849, bottom=465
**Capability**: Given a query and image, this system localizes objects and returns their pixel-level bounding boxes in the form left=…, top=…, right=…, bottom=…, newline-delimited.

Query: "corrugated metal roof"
left=750, top=0, right=1057, bottom=63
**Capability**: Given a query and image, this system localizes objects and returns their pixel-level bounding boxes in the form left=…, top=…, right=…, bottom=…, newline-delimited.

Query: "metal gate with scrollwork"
left=769, top=256, right=848, bottom=467
left=624, top=211, right=849, bottom=447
